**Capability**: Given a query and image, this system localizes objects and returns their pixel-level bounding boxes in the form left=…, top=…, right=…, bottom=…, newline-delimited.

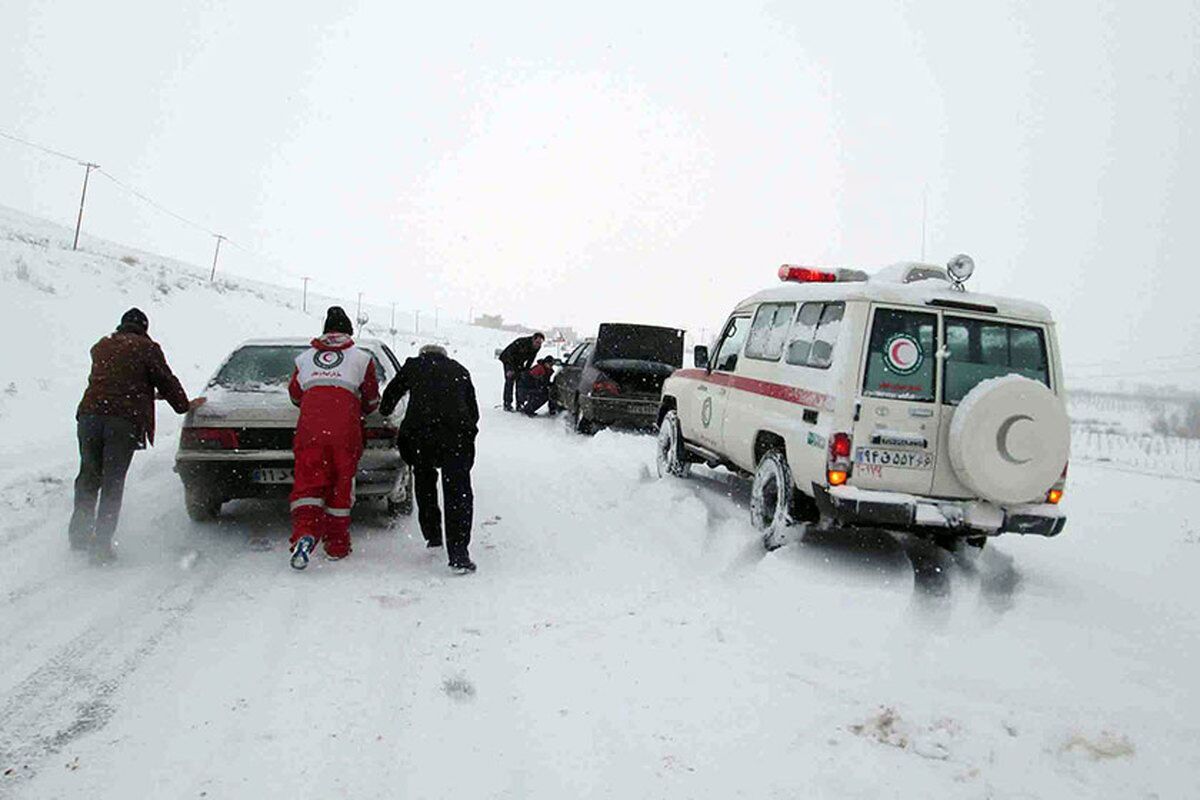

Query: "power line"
left=94, top=168, right=220, bottom=238
left=0, top=128, right=84, bottom=164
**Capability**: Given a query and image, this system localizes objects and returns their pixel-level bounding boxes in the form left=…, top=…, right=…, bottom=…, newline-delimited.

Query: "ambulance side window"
left=745, top=303, right=796, bottom=361
left=786, top=302, right=844, bottom=369
left=713, top=316, right=751, bottom=373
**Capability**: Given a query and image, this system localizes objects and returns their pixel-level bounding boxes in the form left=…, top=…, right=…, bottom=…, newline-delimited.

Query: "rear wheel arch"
left=753, top=431, right=787, bottom=466
left=657, top=395, right=678, bottom=425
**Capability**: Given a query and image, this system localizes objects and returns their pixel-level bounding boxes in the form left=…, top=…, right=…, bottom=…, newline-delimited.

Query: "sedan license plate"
left=251, top=467, right=294, bottom=484
left=854, top=448, right=933, bottom=471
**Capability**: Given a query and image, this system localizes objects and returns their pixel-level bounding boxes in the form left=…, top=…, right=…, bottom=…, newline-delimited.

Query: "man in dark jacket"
left=380, top=344, right=480, bottom=573
left=71, top=308, right=200, bottom=562
left=498, top=332, right=544, bottom=411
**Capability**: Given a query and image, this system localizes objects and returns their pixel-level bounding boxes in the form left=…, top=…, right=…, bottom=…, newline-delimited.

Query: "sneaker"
left=425, top=538, right=443, bottom=549
left=290, top=535, right=316, bottom=570
left=69, top=537, right=90, bottom=552
left=449, top=558, right=477, bottom=575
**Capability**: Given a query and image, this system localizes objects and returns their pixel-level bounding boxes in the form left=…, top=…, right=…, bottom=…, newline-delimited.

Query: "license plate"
left=854, top=448, right=933, bottom=470
left=251, top=467, right=294, bottom=484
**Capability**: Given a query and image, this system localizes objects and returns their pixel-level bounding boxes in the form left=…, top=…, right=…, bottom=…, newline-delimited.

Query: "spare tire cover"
left=948, top=375, right=1069, bottom=505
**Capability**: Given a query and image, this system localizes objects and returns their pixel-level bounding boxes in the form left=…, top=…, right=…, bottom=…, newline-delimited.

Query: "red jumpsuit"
left=287, top=333, right=379, bottom=557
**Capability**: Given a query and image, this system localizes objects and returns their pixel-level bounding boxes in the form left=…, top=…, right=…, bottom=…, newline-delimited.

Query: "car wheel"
left=387, top=466, right=414, bottom=518
left=750, top=449, right=797, bottom=550
left=184, top=486, right=221, bottom=522
left=655, top=410, right=692, bottom=478
left=573, top=396, right=594, bottom=435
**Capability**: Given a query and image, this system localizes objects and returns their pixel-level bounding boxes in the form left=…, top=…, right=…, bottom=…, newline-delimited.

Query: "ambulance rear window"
left=943, top=317, right=1049, bottom=404
left=862, top=309, right=937, bottom=402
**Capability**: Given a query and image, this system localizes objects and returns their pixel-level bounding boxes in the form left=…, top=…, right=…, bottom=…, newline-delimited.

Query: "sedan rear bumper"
left=581, top=395, right=660, bottom=429
left=176, top=448, right=403, bottom=500
left=812, top=484, right=1066, bottom=537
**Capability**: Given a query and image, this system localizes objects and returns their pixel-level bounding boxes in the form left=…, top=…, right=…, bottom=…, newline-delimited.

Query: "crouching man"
left=517, top=356, right=559, bottom=416
left=380, top=344, right=480, bottom=574
left=287, top=307, right=379, bottom=569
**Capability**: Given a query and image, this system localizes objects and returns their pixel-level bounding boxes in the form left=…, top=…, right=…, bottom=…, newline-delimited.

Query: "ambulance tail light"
left=1046, top=461, right=1068, bottom=504
left=827, top=432, right=853, bottom=486
left=181, top=427, right=239, bottom=450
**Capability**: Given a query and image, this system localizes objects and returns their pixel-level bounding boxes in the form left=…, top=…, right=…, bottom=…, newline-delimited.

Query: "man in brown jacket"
left=70, top=308, right=200, bottom=562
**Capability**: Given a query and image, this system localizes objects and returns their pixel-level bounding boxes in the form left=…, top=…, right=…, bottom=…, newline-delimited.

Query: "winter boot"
left=290, top=535, right=316, bottom=570
left=449, top=557, right=476, bottom=575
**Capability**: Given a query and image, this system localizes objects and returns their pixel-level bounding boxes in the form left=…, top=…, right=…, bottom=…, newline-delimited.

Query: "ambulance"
left=656, top=256, right=1070, bottom=549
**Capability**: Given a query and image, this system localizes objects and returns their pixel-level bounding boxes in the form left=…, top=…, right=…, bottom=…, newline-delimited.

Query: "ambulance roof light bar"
left=778, top=264, right=869, bottom=284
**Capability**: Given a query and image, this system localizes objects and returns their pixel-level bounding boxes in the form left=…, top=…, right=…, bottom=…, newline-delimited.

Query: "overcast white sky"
left=2, top=0, right=1199, bottom=387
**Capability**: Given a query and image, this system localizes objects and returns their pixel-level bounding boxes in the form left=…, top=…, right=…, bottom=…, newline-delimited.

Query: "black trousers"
left=412, top=448, right=475, bottom=563
left=502, top=366, right=517, bottom=410
left=69, top=415, right=139, bottom=548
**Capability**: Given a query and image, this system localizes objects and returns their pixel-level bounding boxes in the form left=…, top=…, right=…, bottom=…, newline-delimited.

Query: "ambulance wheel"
left=655, top=410, right=692, bottom=478
left=184, top=486, right=222, bottom=522
left=751, top=450, right=795, bottom=551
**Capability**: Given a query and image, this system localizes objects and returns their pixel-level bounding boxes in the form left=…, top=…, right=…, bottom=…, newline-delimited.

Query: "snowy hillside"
left=1, top=206, right=1198, bottom=798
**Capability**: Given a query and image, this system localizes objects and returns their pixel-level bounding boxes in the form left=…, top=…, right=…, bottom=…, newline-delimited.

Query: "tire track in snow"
left=0, top=559, right=224, bottom=798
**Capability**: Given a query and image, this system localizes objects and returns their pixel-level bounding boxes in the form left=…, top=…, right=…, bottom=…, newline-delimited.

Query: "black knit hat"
left=120, top=307, right=149, bottom=333
left=323, top=306, right=354, bottom=335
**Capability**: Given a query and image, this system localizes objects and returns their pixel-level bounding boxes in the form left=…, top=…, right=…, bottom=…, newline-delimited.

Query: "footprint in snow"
left=442, top=675, right=476, bottom=702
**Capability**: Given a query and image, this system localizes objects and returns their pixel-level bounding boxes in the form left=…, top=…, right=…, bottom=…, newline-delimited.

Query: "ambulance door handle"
left=697, top=385, right=709, bottom=393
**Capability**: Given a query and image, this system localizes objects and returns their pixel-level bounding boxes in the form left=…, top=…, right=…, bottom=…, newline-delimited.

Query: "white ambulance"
left=656, top=257, right=1070, bottom=550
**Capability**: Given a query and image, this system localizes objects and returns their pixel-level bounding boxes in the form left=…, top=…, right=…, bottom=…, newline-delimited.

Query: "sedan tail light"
left=591, top=375, right=621, bottom=397
left=180, top=428, right=239, bottom=450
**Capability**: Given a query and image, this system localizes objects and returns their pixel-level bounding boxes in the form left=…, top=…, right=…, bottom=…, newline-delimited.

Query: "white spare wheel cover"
left=948, top=375, right=1069, bottom=505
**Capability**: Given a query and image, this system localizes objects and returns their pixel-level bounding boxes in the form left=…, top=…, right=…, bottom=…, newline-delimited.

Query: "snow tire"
left=751, top=449, right=796, bottom=551
left=656, top=410, right=692, bottom=479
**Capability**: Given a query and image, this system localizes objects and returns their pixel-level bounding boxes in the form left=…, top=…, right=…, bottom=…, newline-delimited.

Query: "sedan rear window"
left=212, top=346, right=305, bottom=388
left=944, top=317, right=1050, bottom=404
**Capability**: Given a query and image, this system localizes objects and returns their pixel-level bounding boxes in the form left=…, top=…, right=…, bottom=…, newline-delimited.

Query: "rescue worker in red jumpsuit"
left=287, top=307, right=379, bottom=569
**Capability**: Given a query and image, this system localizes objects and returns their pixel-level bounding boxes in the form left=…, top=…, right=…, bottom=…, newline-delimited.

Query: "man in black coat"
left=380, top=344, right=480, bottom=573
left=498, top=332, right=544, bottom=411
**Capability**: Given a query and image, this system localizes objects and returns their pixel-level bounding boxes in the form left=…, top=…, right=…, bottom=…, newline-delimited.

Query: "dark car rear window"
left=594, top=324, right=684, bottom=367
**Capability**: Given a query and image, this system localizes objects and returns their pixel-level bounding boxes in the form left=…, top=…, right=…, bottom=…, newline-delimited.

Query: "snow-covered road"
left=3, top=385, right=1198, bottom=798
left=2, top=207, right=1198, bottom=798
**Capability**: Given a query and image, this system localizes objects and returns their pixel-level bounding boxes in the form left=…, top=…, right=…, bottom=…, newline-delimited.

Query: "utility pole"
left=72, top=162, right=99, bottom=251
left=414, top=310, right=420, bottom=336
left=389, top=302, right=397, bottom=350
left=357, top=292, right=363, bottom=323
left=301, top=277, right=310, bottom=313
left=209, top=234, right=226, bottom=281
left=920, top=188, right=928, bottom=262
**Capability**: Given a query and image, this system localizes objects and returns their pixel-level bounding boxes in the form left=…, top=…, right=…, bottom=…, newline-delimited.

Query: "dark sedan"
left=552, top=323, right=684, bottom=433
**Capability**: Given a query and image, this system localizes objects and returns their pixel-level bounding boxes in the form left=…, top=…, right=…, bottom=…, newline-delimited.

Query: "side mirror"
left=693, top=345, right=709, bottom=369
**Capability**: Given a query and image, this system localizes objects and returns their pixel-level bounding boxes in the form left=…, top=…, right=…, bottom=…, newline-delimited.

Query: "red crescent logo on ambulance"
left=884, top=334, right=922, bottom=376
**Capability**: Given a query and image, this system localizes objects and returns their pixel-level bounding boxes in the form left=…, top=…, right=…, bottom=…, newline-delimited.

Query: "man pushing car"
left=287, top=306, right=380, bottom=569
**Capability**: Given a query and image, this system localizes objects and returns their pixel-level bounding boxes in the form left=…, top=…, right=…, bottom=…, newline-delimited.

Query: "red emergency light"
left=779, top=264, right=837, bottom=283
